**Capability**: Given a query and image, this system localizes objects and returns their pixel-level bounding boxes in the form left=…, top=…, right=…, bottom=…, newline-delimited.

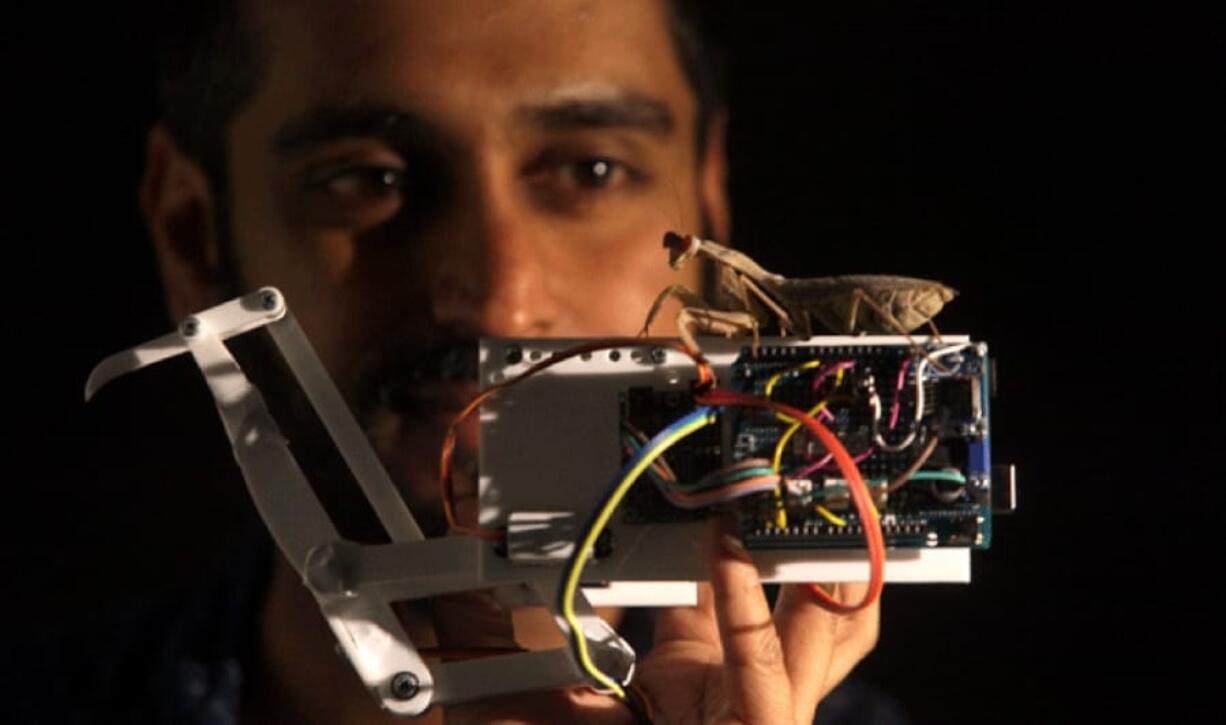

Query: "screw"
left=650, top=346, right=667, bottom=365
left=260, top=290, right=279, bottom=310
left=390, top=671, right=420, bottom=700
left=180, top=318, right=199, bottom=337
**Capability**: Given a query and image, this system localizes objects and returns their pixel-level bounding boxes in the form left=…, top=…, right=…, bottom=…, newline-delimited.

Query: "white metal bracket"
left=86, top=288, right=628, bottom=716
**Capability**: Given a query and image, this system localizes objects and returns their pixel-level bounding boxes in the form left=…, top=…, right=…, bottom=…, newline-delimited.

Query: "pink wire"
left=794, top=446, right=875, bottom=479
left=888, top=357, right=912, bottom=431
left=782, top=360, right=856, bottom=478
left=811, top=361, right=856, bottom=393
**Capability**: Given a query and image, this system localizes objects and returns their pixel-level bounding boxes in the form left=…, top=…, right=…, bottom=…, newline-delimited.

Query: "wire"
left=763, top=360, right=851, bottom=528
left=763, top=358, right=824, bottom=398
left=885, top=435, right=941, bottom=493
left=909, top=470, right=966, bottom=484
left=814, top=505, right=847, bottom=527
left=769, top=366, right=848, bottom=473
left=622, top=436, right=777, bottom=507
left=676, top=459, right=775, bottom=491
left=662, top=475, right=781, bottom=509
left=811, top=361, right=856, bottom=394
left=871, top=343, right=973, bottom=453
left=694, top=389, right=885, bottom=615
left=887, top=357, right=913, bottom=430
left=793, top=446, right=875, bottom=480
left=621, top=423, right=676, bottom=483
left=559, top=406, right=719, bottom=697
left=441, top=338, right=715, bottom=540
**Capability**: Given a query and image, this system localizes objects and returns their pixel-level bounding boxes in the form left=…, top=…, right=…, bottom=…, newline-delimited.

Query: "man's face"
left=217, top=0, right=719, bottom=532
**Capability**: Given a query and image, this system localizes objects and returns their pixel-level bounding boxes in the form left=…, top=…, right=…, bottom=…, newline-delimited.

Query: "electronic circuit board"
left=619, top=343, right=993, bottom=550
left=479, top=335, right=1005, bottom=586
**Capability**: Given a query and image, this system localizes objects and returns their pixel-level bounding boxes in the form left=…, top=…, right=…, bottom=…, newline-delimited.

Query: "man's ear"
left=139, top=125, right=226, bottom=321
left=698, top=110, right=731, bottom=242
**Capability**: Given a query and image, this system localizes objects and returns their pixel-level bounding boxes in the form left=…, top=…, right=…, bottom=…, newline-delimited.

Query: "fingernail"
left=720, top=533, right=752, bottom=562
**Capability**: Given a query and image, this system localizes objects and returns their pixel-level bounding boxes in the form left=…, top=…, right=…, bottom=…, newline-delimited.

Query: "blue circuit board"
left=620, top=341, right=993, bottom=550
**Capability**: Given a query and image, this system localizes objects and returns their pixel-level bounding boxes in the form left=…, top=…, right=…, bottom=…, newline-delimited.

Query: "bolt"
left=260, top=290, right=279, bottom=310
left=180, top=318, right=199, bottom=338
left=390, top=671, right=420, bottom=700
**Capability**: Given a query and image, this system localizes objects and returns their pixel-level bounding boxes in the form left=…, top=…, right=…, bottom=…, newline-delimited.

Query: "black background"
left=3, top=3, right=1216, bottom=722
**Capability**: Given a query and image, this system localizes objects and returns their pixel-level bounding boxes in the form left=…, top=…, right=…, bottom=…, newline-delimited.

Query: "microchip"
left=936, top=378, right=976, bottom=419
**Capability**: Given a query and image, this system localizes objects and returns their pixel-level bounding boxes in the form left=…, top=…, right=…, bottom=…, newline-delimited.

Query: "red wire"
left=694, top=389, right=885, bottom=614
left=439, top=339, right=882, bottom=615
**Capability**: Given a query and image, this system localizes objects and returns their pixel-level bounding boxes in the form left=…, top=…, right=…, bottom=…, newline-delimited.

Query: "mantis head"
left=663, top=231, right=702, bottom=269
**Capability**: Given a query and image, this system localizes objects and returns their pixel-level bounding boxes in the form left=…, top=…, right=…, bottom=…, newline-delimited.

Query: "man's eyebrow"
left=273, top=104, right=436, bottom=156
left=518, top=94, right=675, bottom=136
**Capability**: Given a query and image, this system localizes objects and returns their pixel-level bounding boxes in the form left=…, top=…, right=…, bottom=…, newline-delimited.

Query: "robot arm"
left=86, top=288, right=629, bottom=716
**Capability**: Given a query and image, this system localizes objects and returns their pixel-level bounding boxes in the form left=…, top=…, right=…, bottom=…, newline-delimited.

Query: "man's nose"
left=429, top=177, right=559, bottom=338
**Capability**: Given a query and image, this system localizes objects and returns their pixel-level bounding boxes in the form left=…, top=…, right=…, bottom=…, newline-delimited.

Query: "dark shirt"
left=3, top=525, right=908, bottom=724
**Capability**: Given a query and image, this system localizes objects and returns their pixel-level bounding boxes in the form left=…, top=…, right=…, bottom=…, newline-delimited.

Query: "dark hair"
left=152, top=0, right=265, bottom=201
left=666, top=0, right=727, bottom=154
left=152, top=0, right=725, bottom=193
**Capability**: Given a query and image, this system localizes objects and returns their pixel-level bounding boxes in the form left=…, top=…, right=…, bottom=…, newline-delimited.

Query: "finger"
left=709, top=517, right=795, bottom=723
left=819, top=581, right=880, bottom=694
left=445, top=687, right=633, bottom=725
left=652, top=579, right=721, bottom=650
left=427, top=590, right=518, bottom=651
left=772, top=583, right=837, bottom=718
left=774, top=581, right=880, bottom=716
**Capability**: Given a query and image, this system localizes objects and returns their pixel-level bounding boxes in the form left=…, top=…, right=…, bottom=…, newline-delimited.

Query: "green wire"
left=907, top=470, right=967, bottom=484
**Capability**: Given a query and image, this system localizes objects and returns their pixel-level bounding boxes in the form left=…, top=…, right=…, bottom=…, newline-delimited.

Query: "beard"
left=219, top=326, right=481, bottom=542
left=352, top=336, right=483, bottom=539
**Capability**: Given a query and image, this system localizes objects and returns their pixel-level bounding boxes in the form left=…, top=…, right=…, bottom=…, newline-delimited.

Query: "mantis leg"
left=926, top=317, right=946, bottom=343
left=639, top=284, right=708, bottom=337
left=849, top=289, right=954, bottom=374
left=736, top=273, right=797, bottom=338
left=675, top=307, right=759, bottom=354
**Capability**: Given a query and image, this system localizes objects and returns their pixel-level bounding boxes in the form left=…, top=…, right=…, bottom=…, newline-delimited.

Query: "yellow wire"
left=763, top=359, right=823, bottom=528
left=770, top=369, right=846, bottom=473
left=763, top=358, right=824, bottom=398
left=561, top=410, right=717, bottom=698
left=814, top=504, right=847, bottom=527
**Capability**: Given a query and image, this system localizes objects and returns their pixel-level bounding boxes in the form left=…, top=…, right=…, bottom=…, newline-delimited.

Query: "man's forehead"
left=246, top=0, right=695, bottom=138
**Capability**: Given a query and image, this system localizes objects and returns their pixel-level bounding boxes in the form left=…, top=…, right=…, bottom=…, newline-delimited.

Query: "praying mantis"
left=640, top=232, right=958, bottom=354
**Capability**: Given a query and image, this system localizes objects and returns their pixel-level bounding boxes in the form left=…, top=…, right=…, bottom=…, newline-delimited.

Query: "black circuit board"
left=619, top=343, right=992, bottom=550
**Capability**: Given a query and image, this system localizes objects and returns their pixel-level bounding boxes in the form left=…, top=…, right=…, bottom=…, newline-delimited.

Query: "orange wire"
left=440, top=338, right=715, bottom=539
left=694, top=389, right=885, bottom=614
left=440, top=339, right=882, bottom=615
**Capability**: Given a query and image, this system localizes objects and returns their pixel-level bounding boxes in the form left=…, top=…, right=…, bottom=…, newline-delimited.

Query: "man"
left=133, top=1, right=882, bottom=721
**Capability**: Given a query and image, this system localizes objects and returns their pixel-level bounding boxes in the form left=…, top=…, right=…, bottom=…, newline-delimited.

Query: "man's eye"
left=563, top=157, right=625, bottom=190
left=316, top=166, right=404, bottom=198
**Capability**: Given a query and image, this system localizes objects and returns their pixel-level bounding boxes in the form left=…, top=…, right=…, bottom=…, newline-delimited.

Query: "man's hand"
left=439, top=517, right=879, bottom=724
left=634, top=517, right=880, bottom=723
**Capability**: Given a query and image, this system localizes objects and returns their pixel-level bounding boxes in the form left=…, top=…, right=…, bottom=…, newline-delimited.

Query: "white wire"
left=871, top=343, right=976, bottom=452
